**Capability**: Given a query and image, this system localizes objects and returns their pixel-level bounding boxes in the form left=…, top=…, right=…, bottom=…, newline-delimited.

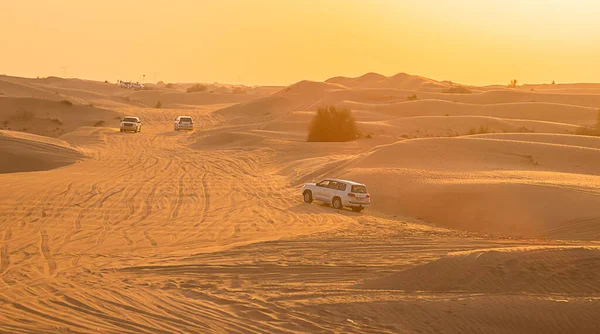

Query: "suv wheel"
left=303, top=191, right=313, bottom=203
left=332, top=197, right=343, bottom=210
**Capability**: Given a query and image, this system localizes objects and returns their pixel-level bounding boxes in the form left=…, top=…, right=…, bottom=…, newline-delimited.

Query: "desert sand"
left=1, top=73, right=600, bottom=333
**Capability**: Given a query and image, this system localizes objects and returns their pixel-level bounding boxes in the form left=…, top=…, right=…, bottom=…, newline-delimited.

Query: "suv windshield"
left=123, top=118, right=138, bottom=122
left=180, top=118, right=192, bottom=122
left=351, top=185, right=368, bottom=193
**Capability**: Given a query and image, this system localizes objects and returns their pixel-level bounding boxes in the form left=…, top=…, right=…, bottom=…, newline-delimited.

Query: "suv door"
left=327, top=181, right=341, bottom=203
left=314, top=180, right=330, bottom=201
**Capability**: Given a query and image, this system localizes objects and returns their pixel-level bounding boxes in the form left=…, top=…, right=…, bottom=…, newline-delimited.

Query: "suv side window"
left=317, top=180, right=330, bottom=187
left=328, top=181, right=339, bottom=190
left=337, top=183, right=347, bottom=191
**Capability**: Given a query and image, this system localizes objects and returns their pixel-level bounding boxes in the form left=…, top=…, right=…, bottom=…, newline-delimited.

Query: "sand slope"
left=359, top=247, right=600, bottom=293
left=342, top=135, right=600, bottom=238
left=0, top=96, right=121, bottom=137
left=0, top=130, right=84, bottom=173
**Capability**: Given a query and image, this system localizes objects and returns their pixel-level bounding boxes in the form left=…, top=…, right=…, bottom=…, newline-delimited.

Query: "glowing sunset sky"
left=1, top=0, right=599, bottom=85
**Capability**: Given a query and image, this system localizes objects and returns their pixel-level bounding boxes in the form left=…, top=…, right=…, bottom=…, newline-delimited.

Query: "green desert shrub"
left=307, top=106, right=359, bottom=142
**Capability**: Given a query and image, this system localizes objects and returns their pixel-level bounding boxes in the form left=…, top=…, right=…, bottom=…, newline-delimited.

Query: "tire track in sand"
left=194, top=172, right=210, bottom=227
left=40, top=230, right=56, bottom=276
left=0, top=229, right=11, bottom=280
left=170, top=171, right=186, bottom=219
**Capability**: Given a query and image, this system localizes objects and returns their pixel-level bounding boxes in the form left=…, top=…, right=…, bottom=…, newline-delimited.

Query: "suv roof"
left=177, top=116, right=192, bottom=119
left=123, top=116, right=140, bottom=120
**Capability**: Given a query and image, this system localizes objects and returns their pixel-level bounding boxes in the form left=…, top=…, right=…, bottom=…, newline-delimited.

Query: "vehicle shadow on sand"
left=287, top=202, right=364, bottom=217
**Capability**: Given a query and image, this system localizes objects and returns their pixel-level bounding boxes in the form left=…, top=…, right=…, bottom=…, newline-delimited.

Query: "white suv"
left=302, top=179, right=371, bottom=212
left=120, top=116, right=142, bottom=133
left=174, top=116, right=194, bottom=131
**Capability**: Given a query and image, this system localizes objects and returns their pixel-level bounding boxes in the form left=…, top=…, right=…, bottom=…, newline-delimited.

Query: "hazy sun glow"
left=2, top=0, right=599, bottom=85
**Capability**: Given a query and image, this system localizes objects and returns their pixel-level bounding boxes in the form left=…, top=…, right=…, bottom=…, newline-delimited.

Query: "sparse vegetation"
left=87, top=103, right=94, bottom=107
left=15, top=109, right=33, bottom=121
left=155, top=101, right=162, bottom=109
left=517, top=127, right=534, bottom=133
left=467, top=125, right=490, bottom=135
left=50, top=118, right=63, bottom=125
left=60, top=100, right=73, bottom=106
left=104, top=80, right=109, bottom=84
left=187, top=84, right=207, bottom=93
left=157, top=81, right=165, bottom=85
left=407, top=94, right=418, bottom=101
left=232, top=87, right=246, bottom=94
left=93, top=120, right=105, bottom=127
left=508, top=79, right=518, bottom=88
left=165, top=83, right=173, bottom=89
left=307, top=106, right=359, bottom=142
left=576, top=127, right=600, bottom=137
left=443, top=86, right=472, bottom=94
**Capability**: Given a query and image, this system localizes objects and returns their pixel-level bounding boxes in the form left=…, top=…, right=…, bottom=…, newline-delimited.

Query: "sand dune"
left=2, top=74, right=600, bottom=333
left=0, top=96, right=121, bottom=137
left=342, top=99, right=598, bottom=126
left=0, top=130, right=84, bottom=173
left=359, top=246, right=600, bottom=293
left=326, top=72, right=452, bottom=92
left=341, top=136, right=600, bottom=237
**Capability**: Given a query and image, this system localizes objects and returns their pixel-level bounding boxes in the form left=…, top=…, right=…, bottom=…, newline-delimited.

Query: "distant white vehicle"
left=120, top=116, right=142, bottom=133
left=174, top=116, right=194, bottom=131
left=302, top=179, right=371, bottom=212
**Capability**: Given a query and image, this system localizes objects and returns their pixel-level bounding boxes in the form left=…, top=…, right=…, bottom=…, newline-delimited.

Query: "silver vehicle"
left=120, top=116, right=142, bottom=133
left=301, top=179, right=371, bottom=212
left=174, top=116, right=194, bottom=131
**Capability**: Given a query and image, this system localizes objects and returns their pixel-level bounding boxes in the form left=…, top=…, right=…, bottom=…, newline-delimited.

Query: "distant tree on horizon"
left=552, top=80, right=556, bottom=85
left=508, top=79, right=518, bottom=88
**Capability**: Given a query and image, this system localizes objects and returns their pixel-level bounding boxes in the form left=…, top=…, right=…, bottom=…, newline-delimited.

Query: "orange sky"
left=1, top=0, right=600, bottom=86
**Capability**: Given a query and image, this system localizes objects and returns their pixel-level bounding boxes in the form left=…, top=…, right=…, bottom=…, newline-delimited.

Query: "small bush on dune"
left=50, top=118, right=63, bottom=125
left=407, top=94, right=418, bottom=101
left=443, top=86, right=472, bottom=94
left=60, top=100, right=73, bottom=106
left=576, top=127, right=600, bottom=137
left=467, top=125, right=491, bottom=135
left=155, top=101, right=162, bottom=109
left=508, top=79, right=518, bottom=88
left=93, top=120, right=105, bottom=127
left=232, top=87, right=246, bottom=94
left=165, top=83, right=173, bottom=89
left=187, top=84, right=207, bottom=93
left=15, top=109, right=33, bottom=121
left=307, top=106, right=359, bottom=142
